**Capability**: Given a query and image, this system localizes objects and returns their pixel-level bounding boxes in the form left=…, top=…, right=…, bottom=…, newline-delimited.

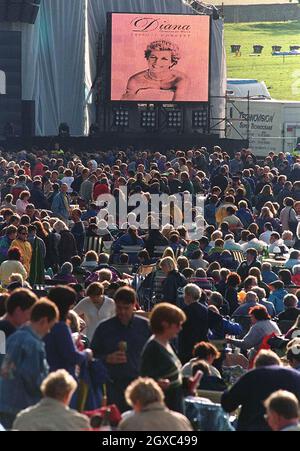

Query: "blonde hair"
left=211, top=230, right=222, bottom=241
left=53, top=220, right=68, bottom=233
left=160, top=256, right=177, bottom=272
left=162, top=247, right=175, bottom=260
left=125, top=377, right=164, bottom=408
left=41, top=369, right=77, bottom=401
left=161, top=224, right=174, bottom=240
left=9, top=273, right=24, bottom=284
left=97, top=268, right=112, bottom=282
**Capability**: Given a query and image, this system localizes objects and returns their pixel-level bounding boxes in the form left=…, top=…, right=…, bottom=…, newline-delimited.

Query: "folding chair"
left=84, top=236, right=103, bottom=255
left=231, top=250, right=245, bottom=265
left=120, top=245, right=144, bottom=264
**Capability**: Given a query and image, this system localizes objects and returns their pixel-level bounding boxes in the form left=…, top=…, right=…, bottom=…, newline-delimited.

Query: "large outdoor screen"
left=109, top=13, right=210, bottom=103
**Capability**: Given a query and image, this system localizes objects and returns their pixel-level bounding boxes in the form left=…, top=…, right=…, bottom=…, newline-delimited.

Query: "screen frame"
left=106, top=11, right=212, bottom=105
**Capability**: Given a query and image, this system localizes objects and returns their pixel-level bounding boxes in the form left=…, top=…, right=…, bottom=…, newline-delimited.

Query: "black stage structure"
left=2, top=134, right=248, bottom=156
left=0, top=5, right=249, bottom=153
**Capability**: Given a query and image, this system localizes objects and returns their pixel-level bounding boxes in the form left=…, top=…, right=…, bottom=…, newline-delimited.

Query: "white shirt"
left=242, top=239, right=267, bottom=253
left=73, top=296, right=115, bottom=341
left=269, top=239, right=289, bottom=254
left=182, top=359, right=221, bottom=379
left=60, top=177, right=74, bottom=193
left=259, top=231, right=273, bottom=244
left=88, top=160, right=98, bottom=171
left=16, top=198, right=29, bottom=215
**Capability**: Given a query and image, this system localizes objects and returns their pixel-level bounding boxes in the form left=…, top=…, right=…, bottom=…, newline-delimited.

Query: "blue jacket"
left=204, top=204, right=217, bottom=227
left=261, top=270, right=278, bottom=285
left=222, top=366, right=300, bottom=431
left=113, top=233, right=144, bottom=263
left=0, top=326, right=48, bottom=415
left=209, top=318, right=242, bottom=340
left=269, top=288, right=288, bottom=314
left=44, top=322, right=87, bottom=378
left=51, top=192, right=69, bottom=220
left=0, top=236, right=12, bottom=264
left=236, top=208, right=253, bottom=228
left=91, top=316, right=151, bottom=383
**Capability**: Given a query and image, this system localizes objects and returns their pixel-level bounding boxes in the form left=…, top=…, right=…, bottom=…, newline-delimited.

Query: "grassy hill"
left=225, top=21, right=300, bottom=101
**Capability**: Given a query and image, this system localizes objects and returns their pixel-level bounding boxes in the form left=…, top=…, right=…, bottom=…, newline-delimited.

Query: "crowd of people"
left=1, top=144, right=300, bottom=431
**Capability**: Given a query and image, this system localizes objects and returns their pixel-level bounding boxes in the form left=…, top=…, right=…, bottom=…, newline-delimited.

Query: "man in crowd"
left=264, top=390, right=300, bottom=432
left=91, top=287, right=151, bottom=412
left=0, top=299, right=58, bottom=429
left=13, top=370, right=90, bottom=431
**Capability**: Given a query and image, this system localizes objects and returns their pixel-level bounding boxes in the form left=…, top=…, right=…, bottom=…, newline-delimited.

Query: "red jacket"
left=33, top=162, right=45, bottom=177
left=93, top=183, right=110, bottom=201
left=292, top=274, right=300, bottom=286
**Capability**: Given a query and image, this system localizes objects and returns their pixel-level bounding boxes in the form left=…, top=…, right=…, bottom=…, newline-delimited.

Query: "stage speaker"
left=0, top=0, right=41, bottom=24
left=22, top=100, right=35, bottom=137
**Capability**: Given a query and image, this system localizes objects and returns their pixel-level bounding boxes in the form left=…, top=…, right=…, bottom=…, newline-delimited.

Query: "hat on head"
left=269, top=280, right=284, bottom=290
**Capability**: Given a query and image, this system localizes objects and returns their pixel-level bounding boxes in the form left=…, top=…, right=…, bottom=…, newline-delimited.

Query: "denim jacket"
left=0, top=326, right=49, bottom=415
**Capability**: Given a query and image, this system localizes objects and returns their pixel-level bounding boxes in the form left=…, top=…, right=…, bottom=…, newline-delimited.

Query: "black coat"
left=161, top=270, right=187, bottom=304
left=144, top=231, right=169, bottom=258
left=222, top=366, right=300, bottom=431
left=58, top=230, right=77, bottom=265
left=30, top=188, right=50, bottom=210
left=179, top=302, right=209, bottom=364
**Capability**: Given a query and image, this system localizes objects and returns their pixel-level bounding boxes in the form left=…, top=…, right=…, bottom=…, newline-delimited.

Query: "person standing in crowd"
left=53, top=220, right=77, bottom=266
left=178, top=284, right=210, bottom=364
left=0, top=289, right=37, bottom=339
left=9, top=225, right=32, bottom=275
left=159, top=257, right=187, bottom=306
left=16, top=191, right=30, bottom=215
left=221, top=350, right=300, bottom=431
left=141, top=303, right=186, bottom=414
left=70, top=209, right=85, bottom=256
left=91, top=287, right=150, bottom=412
left=44, top=286, right=93, bottom=378
left=0, top=299, right=59, bottom=429
left=28, top=224, right=46, bottom=286
left=0, top=225, right=18, bottom=264
left=51, top=183, right=70, bottom=223
left=74, top=282, right=115, bottom=342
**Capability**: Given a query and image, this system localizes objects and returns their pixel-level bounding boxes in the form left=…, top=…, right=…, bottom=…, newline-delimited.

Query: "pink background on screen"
left=111, top=13, right=210, bottom=102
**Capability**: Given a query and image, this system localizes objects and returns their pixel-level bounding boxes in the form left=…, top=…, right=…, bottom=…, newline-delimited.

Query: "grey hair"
left=53, top=220, right=68, bottom=233
left=245, top=291, right=258, bottom=303
left=284, top=294, right=298, bottom=308
left=252, top=286, right=266, bottom=300
left=125, top=377, right=164, bottom=408
left=184, top=283, right=201, bottom=300
left=261, top=262, right=272, bottom=271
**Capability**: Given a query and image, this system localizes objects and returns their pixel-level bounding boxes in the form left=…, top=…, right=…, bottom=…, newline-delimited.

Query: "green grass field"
left=225, top=20, right=300, bottom=101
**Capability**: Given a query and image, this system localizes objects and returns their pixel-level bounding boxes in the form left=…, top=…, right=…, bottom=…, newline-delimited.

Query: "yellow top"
left=0, top=260, right=27, bottom=286
left=10, top=239, right=32, bottom=274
